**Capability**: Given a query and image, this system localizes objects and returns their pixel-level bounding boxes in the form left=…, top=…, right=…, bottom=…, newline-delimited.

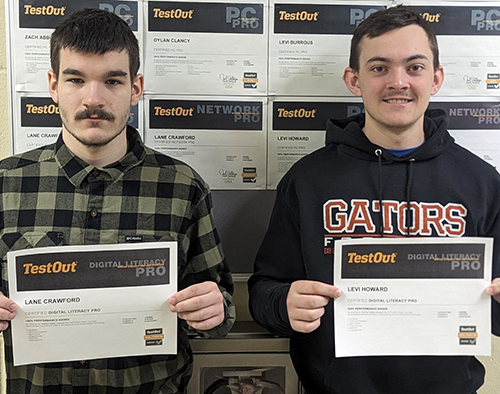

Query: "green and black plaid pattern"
left=0, top=127, right=235, bottom=393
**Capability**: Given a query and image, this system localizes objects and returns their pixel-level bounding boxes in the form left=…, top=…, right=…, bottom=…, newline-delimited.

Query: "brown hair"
left=349, top=5, right=439, bottom=71
left=50, top=8, right=140, bottom=82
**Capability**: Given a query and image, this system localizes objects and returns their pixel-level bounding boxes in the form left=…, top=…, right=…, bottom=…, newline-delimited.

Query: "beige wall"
left=0, top=1, right=498, bottom=392
left=479, top=339, right=500, bottom=393
left=0, top=1, right=10, bottom=160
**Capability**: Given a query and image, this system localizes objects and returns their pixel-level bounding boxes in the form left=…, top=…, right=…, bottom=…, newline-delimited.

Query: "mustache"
left=74, top=108, right=115, bottom=121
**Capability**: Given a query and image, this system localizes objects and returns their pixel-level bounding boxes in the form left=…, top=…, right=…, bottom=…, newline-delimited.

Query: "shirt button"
left=90, top=209, right=98, bottom=218
left=93, top=169, right=100, bottom=177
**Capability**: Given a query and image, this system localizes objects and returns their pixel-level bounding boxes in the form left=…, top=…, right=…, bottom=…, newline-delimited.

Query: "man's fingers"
left=288, top=302, right=326, bottom=321
left=168, top=282, right=225, bottom=330
left=0, top=292, right=17, bottom=331
left=288, top=292, right=330, bottom=310
left=169, top=281, right=220, bottom=308
left=0, top=292, right=17, bottom=314
left=486, top=278, right=500, bottom=304
left=169, top=282, right=212, bottom=305
left=287, top=281, right=341, bottom=334
left=486, top=278, right=500, bottom=295
left=177, top=303, right=221, bottom=323
left=292, top=280, right=342, bottom=299
left=185, top=315, right=224, bottom=331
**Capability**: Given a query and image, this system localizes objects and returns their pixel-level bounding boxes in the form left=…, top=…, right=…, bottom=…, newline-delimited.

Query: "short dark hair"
left=349, top=5, right=439, bottom=72
left=50, top=8, right=140, bottom=82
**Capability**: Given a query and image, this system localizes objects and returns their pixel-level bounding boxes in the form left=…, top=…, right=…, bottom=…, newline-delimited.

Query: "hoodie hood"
left=325, top=108, right=455, bottom=162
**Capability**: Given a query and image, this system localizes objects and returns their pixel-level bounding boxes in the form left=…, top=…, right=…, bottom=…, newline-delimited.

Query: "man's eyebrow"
left=103, top=70, right=129, bottom=78
left=365, top=54, right=430, bottom=65
left=60, top=69, right=128, bottom=78
left=405, top=54, right=429, bottom=63
left=61, top=68, right=84, bottom=76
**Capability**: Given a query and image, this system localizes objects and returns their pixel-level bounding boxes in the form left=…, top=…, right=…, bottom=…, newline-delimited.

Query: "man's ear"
left=343, top=67, right=362, bottom=97
left=130, top=73, right=144, bottom=107
left=431, top=65, right=445, bottom=96
left=48, top=70, right=59, bottom=104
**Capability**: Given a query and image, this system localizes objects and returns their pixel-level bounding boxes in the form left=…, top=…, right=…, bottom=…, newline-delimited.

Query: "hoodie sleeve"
left=492, top=301, right=500, bottom=336
left=481, top=174, right=500, bottom=336
left=248, top=179, right=306, bottom=337
left=489, top=210, right=500, bottom=336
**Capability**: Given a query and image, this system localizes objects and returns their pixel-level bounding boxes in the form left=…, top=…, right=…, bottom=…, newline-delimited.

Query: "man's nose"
left=83, top=82, right=106, bottom=107
left=387, top=68, right=409, bottom=90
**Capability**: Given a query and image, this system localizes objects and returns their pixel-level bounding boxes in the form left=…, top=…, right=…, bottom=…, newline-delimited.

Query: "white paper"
left=268, top=0, right=387, bottom=96
left=144, top=95, right=267, bottom=189
left=334, top=237, right=492, bottom=357
left=144, top=0, right=268, bottom=95
left=267, top=96, right=363, bottom=188
left=8, top=242, right=178, bottom=366
left=8, top=0, right=143, bottom=93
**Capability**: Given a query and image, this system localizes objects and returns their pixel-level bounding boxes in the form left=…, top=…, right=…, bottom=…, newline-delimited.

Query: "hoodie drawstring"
left=406, top=159, right=415, bottom=236
left=375, top=149, right=384, bottom=236
left=375, top=149, right=415, bottom=237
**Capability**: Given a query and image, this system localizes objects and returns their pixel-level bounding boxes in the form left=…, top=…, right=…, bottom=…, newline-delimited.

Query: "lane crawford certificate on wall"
left=333, top=237, right=493, bottom=358
left=7, top=242, right=177, bottom=366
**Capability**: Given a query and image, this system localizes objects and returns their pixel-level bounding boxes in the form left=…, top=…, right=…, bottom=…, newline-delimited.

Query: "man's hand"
left=286, top=280, right=341, bottom=333
left=168, top=281, right=224, bottom=330
left=486, top=277, right=500, bottom=304
left=0, top=292, right=17, bottom=331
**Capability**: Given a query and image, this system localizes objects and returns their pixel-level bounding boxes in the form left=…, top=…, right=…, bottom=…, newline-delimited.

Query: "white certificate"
left=268, top=0, right=387, bottom=96
left=144, top=95, right=267, bottom=190
left=267, top=97, right=363, bottom=189
left=144, top=0, right=268, bottom=96
left=7, top=242, right=178, bottom=366
left=333, top=237, right=492, bottom=358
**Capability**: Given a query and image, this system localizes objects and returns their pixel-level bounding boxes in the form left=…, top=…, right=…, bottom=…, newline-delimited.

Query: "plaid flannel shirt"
left=0, top=127, right=235, bottom=393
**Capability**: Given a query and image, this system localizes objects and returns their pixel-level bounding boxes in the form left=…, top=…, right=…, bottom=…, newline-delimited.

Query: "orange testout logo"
left=347, top=252, right=397, bottom=264
left=23, top=261, right=78, bottom=275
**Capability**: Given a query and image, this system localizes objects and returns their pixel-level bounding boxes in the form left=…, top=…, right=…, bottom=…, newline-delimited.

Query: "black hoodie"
left=248, top=109, right=500, bottom=394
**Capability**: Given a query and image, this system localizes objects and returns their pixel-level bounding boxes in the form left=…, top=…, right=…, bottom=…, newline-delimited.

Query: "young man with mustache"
left=249, top=6, right=500, bottom=394
left=0, top=8, right=234, bottom=393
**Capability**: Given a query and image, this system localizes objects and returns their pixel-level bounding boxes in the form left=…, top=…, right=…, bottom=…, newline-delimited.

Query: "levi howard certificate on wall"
left=7, top=242, right=177, bottom=366
left=333, top=237, right=493, bottom=358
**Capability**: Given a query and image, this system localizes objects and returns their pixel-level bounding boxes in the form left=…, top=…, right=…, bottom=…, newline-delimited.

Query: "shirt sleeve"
left=178, top=186, right=235, bottom=338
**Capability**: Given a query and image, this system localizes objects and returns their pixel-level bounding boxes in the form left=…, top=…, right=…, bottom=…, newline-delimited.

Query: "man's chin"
left=66, top=129, right=123, bottom=148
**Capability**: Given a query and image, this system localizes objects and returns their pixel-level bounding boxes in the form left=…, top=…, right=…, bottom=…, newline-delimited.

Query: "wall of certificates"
left=6, top=0, right=500, bottom=191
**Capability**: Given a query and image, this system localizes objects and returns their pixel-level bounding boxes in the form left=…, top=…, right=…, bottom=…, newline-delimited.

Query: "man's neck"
left=362, top=121, right=425, bottom=150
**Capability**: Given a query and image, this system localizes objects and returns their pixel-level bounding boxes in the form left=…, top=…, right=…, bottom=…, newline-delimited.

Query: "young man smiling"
left=343, top=23, right=444, bottom=149
left=0, top=8, right=234, bottom=393
left=249, top=6, right=500, bottom=394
